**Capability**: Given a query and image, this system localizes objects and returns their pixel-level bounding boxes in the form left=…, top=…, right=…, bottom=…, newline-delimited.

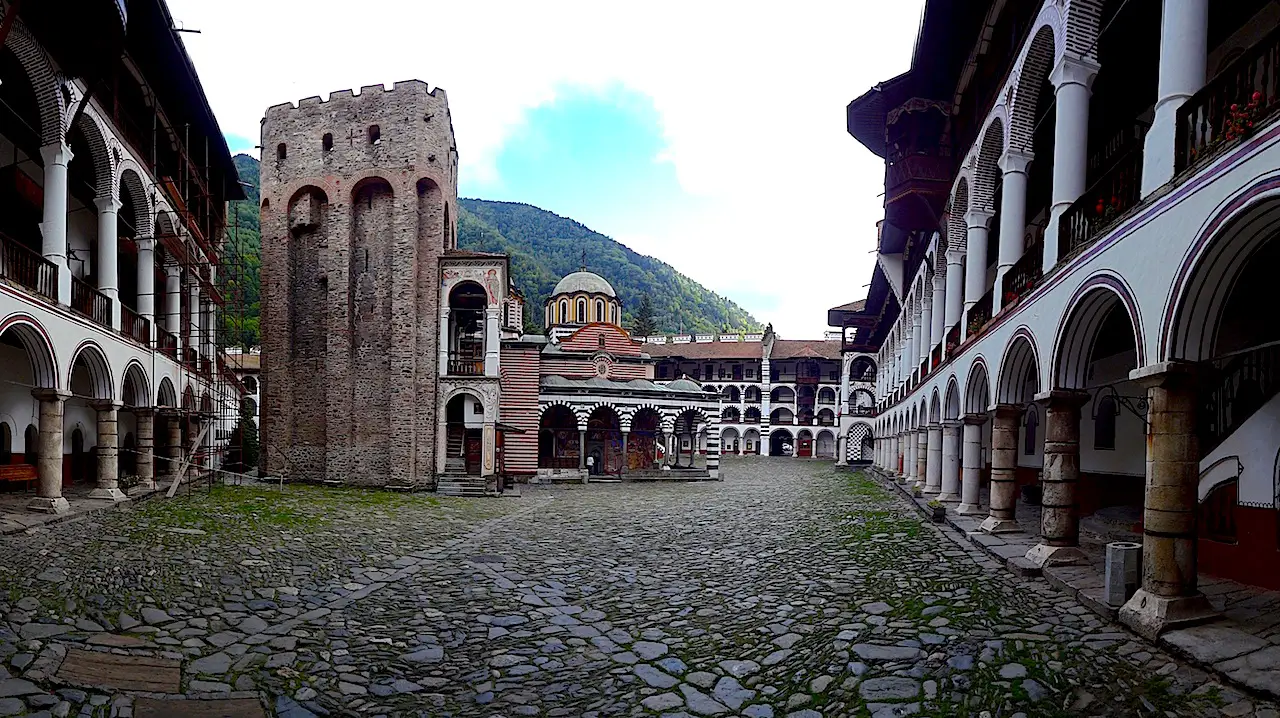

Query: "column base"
left=1025, top=543, right=1088, bottom=568
left=28, top=496, right=70, bottom=514
left=979, top=515, right=1021, bottom=534
left=937, top=492, right=960, bottom=503
left=956, top=502, right=983, bottom=515
left=88, top=487, right=128, bottom=502
left=1118, top=589, right=1219, bottom=641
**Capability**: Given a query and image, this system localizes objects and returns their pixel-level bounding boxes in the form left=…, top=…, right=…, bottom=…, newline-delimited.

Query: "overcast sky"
left=168, top=0, right=924, bottom=338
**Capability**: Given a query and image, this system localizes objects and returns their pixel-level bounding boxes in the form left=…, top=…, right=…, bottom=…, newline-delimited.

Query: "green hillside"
left=218, top=155, right=758, bottom=348
left=459, top=199, right=759, bottom=333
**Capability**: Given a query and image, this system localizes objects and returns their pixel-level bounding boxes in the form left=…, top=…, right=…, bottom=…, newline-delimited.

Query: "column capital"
left=1051, top=54, right=1100, bottom=92
left=1129, top=360, right=1199, bottom=389
left=132, top=407, right=156, bottom=418
left=998, top=149, right=1034, bottom=175
left=961, top=412, right=987, bottom=425
left=89, top=399, right=124, bottom=412
left=965, top=208, right=995, bottom=228
left=992, top=403, right=1023, bottom=420
left=39, top=141, right=73, bottom=167
left=31, top=388, right=71, bottom=402
left=136, top=235, right=155, bottom=250
left=941, top=418, right=963, bottom=429
left=1033, top=389, right=1090, bottom=408
left=945, top=248, right=966, bottom=265
left=94, top=196, right=123, bottom=214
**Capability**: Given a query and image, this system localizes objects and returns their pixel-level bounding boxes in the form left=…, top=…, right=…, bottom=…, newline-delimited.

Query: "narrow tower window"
left=322, top=133, right=333, bottom=152
left=276, top=143, right=287, bottom=160
left=368, top=125, right=381, bottom=144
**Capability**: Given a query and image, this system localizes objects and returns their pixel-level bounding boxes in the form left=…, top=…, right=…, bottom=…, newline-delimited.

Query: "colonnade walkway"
left=869, top=464, right=1280, bottom=701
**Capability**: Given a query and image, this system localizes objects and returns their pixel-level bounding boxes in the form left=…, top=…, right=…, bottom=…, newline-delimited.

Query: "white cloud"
left=169, top=0, right=922, bottom=336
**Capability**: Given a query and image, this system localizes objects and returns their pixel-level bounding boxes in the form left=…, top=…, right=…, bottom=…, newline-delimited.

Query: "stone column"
left=1142, top=0, right=1209, bottom=196
left=484, top=306, right=501, bottom=377
left=944, top=249, right=964, bottom=338
left=1026, top=390, right=1090, bottom=567
left=915, top=430, right=928, bottom=489
left=1119, top=361, right=1218, bottom=639
left=137, top=238, right=156, bottom=342
left=980, top=404, right=1022, bottom=533
left=963, top=209, right=994, bottom=340
left=28, top=389, right=71, bottom=514
left=135, top=408, right=155, bottom=489
left=939, top=420, right=962, bottom=502
left=925, top=422, right=943, bottom=494
left=904, top=431, right=915, bottom=483
left=164, top=411, right=184, bottom=479
left=930, top=273, right=946, bottom=350
left=95, top=197, right=122, bottom=330
left=438, top=307, right=450, bottom=376
left=578, top=429, right=587, bottom=470
left=994, top=150, right=1033, bottom=313
left=165, top=263, right=182, bottom=349
left=88, top=400, right=126, bottom=501
left=919, top=301, right=933, bottom=369
left=620, top=430, right=630, bottom=474
left=958, top=414, right=985, bottom=514
left=39, top=142, right=73, bottom=304
left=1044, top=56, right=1100, bottom=273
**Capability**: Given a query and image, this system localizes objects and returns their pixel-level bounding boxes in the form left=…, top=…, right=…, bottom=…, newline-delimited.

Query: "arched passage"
left=628, top=408, right=662, bottom=470
left=447, top=281, right=488, bottom=376
left=769, top=428, right=794, bottom=457
left=815, top=430, right=835, bottom=459
left=538, top=405, right=579, bottom=470
left=586, top=406, right=623, bottom=475
left=444, top=392, right=484, bottom=476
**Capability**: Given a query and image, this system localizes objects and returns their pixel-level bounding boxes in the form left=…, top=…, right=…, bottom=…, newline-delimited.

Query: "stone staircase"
left=436, top=474, right=486, bottom=497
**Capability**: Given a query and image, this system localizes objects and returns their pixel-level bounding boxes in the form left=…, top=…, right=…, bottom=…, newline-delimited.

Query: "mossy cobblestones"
left=0, top=461, right=1275, bottom=717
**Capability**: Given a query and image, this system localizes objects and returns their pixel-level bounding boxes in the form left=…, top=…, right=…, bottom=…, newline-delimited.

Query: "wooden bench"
left=0, top=464, right=37, bottom=491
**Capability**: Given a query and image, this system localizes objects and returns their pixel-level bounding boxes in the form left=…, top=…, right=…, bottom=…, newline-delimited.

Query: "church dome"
left=553, top=271, right=616, bottom=298
left=666, top=378, right=704, bottom=393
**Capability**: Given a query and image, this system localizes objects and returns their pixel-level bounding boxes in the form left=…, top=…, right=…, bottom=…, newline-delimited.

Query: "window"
left=368, top=125, right=381, bottom=144
left=598, top=335, right=606, bottom=349
left=322, top=133, right=333, bottom=152
left=595, top=299, right=604, bottom=322
left=1024, top=406, right=1038, bottom=456
left=1094, top=395, right=1117, bottom=450
left=658, top=365, right=670, bottom=379
left=276, top=143, right=287, bottom=160
left=560, top=299, right=568, bottom=323
left=0, top=423, right=9, bottom=464
left=746, top=367, right=754, bottom=379
left=473, top=400, right=484, bottom=415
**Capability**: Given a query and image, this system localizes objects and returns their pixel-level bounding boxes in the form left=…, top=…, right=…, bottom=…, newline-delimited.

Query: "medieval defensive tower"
left=259, top=81, right=459, bottom=486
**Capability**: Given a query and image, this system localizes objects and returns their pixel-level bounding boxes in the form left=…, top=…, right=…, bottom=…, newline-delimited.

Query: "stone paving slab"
left=134, top=697, right=266, bottom=717
left=57, top=649, right=181, bottom=692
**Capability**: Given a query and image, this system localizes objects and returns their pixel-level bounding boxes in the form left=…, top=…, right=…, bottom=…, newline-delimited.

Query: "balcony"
left=848, top=406, right=877, bottom=417
left=448, top=354, right=485, bottom=376
left=157, top=327, right=178, bottom=359
left=966, top=289, right=994, bottom=339
left=1001, top=241, right=1044, bottom=309
left=120, top=306, right=151, bottom=346
left=931, top=344, right=942, bottom=370
left=0, top=233, right=58, bottom=302
left=1178, top=26, right=1280, bottom=174
left=70, top=276, right=111, bottom=328
left=945, top=324, right=960, bottom=359
left=1059, top=127, right=1145, bottom=261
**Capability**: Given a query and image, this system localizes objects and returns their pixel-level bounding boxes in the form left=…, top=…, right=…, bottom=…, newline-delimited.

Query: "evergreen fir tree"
left=631, top=295, right=658, bottom=337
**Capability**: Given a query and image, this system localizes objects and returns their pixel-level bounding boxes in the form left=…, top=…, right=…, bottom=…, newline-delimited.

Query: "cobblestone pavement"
left=0, top=458, right=1276, bottom=717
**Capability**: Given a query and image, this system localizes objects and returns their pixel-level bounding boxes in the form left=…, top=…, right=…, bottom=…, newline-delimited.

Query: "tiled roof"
left=771, top=340, right=841, bottom=360
left=225, top=353, right=260, bottom=371
left=828, top=299, right=867, bottom=312
left=645, top=343, right=763, bottom=360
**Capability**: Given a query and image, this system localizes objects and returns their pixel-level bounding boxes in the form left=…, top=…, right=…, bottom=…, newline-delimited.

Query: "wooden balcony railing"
left=1059, top=144, right=1144, bottom=261
left=448, top=355, right=485, bottom=376
left=0, top=233, right=58, bottom=301
left=1177, top=25, right=1280, bottom=174
left=1001, top=241, right=1044, bottom=309
left=931, top=344, right=942, bottom=369
left=157, top=327, right=178, bottom=358
left=71, top=276, right=111, bottom=328
left=966, top=289, right=994, bottom=338
left=120, top=306, right=151, bottom=346
left=945, top=324, right=960, bottom=358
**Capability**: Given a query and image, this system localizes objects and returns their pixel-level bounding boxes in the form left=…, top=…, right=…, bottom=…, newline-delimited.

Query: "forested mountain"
left=218, top=155, right=758, bottom=348
left=459, top=199, right=758, bottom=333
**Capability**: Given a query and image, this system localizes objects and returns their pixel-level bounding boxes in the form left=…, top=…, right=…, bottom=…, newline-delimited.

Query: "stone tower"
left=259, top=81, right=459, bottom=486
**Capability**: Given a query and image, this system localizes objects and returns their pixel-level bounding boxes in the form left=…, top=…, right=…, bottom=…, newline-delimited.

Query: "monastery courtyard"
left=0, top=460, right=1273, bottom=718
